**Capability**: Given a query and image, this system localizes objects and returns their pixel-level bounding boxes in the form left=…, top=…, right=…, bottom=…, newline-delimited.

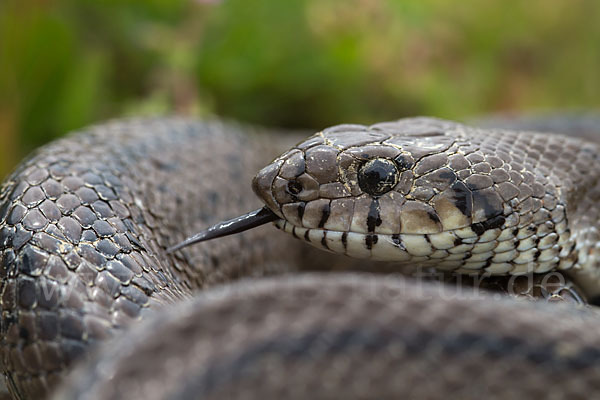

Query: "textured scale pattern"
left=0, top=119, right=301, bottom=399
left=54, top=276, right=600, bottom=400
left=0, top=116, right=599, bottom=399
left=252, top=118, right=600, bottom=283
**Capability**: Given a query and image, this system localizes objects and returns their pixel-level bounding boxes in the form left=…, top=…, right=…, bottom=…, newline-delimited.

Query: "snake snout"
left=252, top=160, right=284, bottom=217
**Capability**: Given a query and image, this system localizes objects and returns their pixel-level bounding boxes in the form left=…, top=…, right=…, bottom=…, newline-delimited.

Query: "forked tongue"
left=166, top=207, right=278, bottom=253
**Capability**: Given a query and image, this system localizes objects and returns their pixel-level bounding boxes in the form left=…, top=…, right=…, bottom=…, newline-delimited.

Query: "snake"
left=1, top=116, right=600, bottom=399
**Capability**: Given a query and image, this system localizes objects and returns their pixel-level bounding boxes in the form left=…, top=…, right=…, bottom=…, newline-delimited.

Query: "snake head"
left=252, top=117, right=560, bottom=272
left=176, top=117, right=571, bottom=276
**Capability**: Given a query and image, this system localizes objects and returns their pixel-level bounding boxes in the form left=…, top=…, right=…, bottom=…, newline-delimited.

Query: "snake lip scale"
left=1, top=116, right=600, bottom=399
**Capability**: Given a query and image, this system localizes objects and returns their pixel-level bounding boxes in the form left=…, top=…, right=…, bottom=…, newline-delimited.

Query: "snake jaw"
left=252, top=159, right=286, bottom=218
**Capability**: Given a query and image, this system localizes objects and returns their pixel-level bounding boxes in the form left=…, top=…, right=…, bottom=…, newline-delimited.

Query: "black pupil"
left=287, top=180, right=303, bottom=195
left=358, top=158, right=399, bottom=196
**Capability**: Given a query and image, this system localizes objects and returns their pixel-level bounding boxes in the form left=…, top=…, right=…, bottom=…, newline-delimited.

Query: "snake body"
left=0, top=119, right=306, bottom=399
left=0, top=117, right=600, bottom=399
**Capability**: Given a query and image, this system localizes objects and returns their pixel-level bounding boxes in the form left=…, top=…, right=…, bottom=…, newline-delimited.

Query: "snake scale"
left=1, top=116, right=600, bottom=399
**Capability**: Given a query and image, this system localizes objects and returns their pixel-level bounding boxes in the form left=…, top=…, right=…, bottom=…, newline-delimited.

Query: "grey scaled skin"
left=3, top=116, right=599, bottom=399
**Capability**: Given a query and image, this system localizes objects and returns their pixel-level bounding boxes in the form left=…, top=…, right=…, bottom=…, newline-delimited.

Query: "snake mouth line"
left=276, top=219, right=455, bottom=263
left=275, top=219, right=562, bottom=275
left=167, top=204, right=566, bottom=277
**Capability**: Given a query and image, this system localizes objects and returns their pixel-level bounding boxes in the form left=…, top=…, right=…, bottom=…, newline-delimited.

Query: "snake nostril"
left=287, top=180, right=303, bottom=195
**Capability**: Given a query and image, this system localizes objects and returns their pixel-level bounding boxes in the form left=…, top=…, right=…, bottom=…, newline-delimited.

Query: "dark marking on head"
left=419, top=168, right=458, bottom=191
left=534, top=250, right=541, bottom=260
left=297, top=202, right=306, bottom=221
left=365, top=234, right=378, bottom=250
left=450, top=181, right=473, bottom=217
left=471, top=215, right=505, bottom=236
left=427, top=211, right=441, bottom=225
left=391, top=234, right=405, bottom=250
left=367, top=199, right=382, bottom=233
left=454, top=237, right=462, bottom=246
left=471, top=189, right=503, bottom=221
left=318, top=202, right=331, bottom=228
left=512, top=228, right=519, bottom=237
left=394, top=154, right=415, bottom=170
left=321, top=232, right=329, bottom=250
left=471, top=223, right=485, bottom=236
left=341, top=232, right=348, bottom=250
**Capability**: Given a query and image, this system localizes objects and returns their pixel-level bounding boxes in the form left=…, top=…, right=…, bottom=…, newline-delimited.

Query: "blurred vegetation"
left=0, top=0, right=599, bottom=178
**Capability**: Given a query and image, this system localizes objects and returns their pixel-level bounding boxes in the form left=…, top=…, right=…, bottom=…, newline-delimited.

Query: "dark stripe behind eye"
left=318, top=202, right=331, bottom=228
left=367, top=199, right=382, bottom=233
left=341, top=232, right=348, bottom=250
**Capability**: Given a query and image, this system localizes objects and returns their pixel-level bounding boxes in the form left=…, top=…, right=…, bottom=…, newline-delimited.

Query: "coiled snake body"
left=1, top=116, right=600, bottom=399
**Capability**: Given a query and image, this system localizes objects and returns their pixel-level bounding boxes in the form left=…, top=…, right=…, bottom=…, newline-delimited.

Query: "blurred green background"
left=0, top=0, right=598, bottom=179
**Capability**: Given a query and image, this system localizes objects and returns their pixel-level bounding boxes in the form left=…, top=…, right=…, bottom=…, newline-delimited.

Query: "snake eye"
left=358, top=158, right=399, bottom=196
left=287, top=180, right=303, bottom=195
